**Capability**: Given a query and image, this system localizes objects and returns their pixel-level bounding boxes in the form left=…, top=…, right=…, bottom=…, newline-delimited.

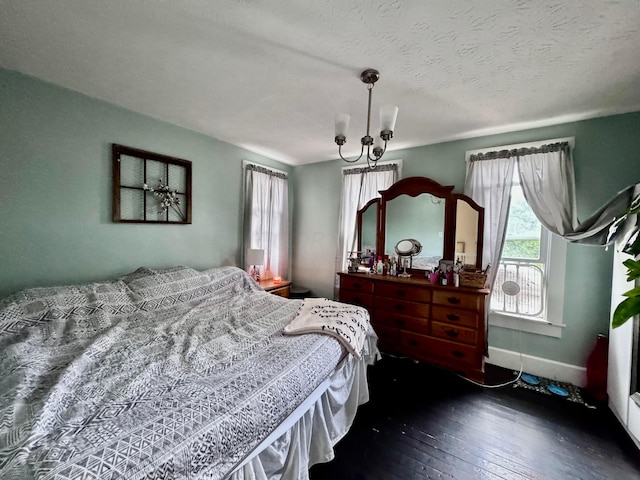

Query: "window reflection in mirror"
left=355, top=199, right=379, bottom=271
left=455, top=199, right=479, bottom=267
left=385, top=193, right=445, bottom=270
left=360, top=204, right=377, bottom=254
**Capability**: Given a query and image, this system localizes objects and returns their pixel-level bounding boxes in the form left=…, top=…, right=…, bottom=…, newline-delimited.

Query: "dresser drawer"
left=401, top=332, right=478, bottom=368
left=375, top=297, right=430, bottom=318
left=376, top=282, right=431, bottom=303
left=340, top=276, right=374, bottom=294
left=374, top=310, right=429, bottom=334
left=339, top=290, right=374, bottom=310
left=432, top=290, right=482, bottom=310
left=373, top=324, right=401, bottom=351
left=425, top=337, right=479, bottom=368
left=400, top=331, right=432, bottom=354
left=431, top=321, right=477, bottom=345
left=431, top=305, right=479, bottom=329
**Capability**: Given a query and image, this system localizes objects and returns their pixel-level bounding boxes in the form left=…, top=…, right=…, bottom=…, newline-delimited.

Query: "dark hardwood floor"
left=309, top=355, right=640, bottom=480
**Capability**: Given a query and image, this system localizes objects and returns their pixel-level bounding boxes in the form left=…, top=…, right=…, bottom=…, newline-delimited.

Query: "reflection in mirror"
left=455, top=198, right=479, bottom=267
left=354, top=198, right=379, bottom=272
left=360, top=204, right=377, bottom=254
left=385, top=193, right=445, bottom=271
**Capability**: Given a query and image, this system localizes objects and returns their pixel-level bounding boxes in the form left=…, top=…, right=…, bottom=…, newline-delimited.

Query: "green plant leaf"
left=623, top=259, right=640, bottom=281
left=623, top=286, right=640, bottom=298
left=612, top=296, right=640, bottom=328
left=623, top=232, right=640, bottom=256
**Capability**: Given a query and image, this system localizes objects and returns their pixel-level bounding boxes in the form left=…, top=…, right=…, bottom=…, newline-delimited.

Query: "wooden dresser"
left=338, top=272, right=489, bottom=382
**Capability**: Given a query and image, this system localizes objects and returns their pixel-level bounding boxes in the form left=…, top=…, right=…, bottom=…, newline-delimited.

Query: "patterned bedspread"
left=0, top=266, right=358, bottom=479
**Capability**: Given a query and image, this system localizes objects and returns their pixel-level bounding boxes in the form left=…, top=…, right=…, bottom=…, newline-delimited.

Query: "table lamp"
left=246, top=248, right=264, bottom=282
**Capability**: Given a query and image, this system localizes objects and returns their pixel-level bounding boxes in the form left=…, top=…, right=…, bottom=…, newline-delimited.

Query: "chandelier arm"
left=365, top=145, right=377, bottom=170
left=367, top=139, right=387, bottom=161
left=338, top=143, right=364, bottom=163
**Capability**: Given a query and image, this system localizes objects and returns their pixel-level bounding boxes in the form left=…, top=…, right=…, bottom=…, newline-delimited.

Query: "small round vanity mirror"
left=394, top=239, right=422, bottom=277
left=395, top=238, right=422, bottom=256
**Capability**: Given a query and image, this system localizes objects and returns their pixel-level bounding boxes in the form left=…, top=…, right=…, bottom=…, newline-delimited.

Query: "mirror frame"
left=373, top=176, right=484, bottom=271
left=452, top=193, right=485, bottom=270
left=356, top=198, right=380, bottom=255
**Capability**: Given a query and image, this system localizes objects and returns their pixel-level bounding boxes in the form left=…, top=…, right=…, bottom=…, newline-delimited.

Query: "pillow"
left=123, top=267, right=213, bottom=305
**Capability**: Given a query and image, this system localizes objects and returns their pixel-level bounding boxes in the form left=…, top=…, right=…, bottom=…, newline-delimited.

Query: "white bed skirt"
left=230, top=336, right=379, bottom=480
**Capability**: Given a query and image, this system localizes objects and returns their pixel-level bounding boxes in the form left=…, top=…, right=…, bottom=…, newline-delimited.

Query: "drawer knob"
left=447, top=296, right=461, bottom=305
left=446, top=314, right=460, bottom=321
left=452, top=350, right=465, bottom=358
left=409, top=339, right=419, bottom=347
left=445, top=329, right=459, bottom=338
left=353, top=297, right=362, bottom=304
left=394, top=319, right=405, bottom=327
left=396, top=290, right=406, bottom=297
left=394, top=304, right=405, bottom=311
left=353, top=283, right=362, bottom=289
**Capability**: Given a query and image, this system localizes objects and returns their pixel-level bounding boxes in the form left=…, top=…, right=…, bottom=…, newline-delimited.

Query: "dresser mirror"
left=453, top=195, right=483, bottom=267
left=385, top=193, right=446, bottom=270
left=354, top=198, right=379, bottom=270
left=357, top=198, right=379, bottom=254
left=355, top=176, right=484, bottom=271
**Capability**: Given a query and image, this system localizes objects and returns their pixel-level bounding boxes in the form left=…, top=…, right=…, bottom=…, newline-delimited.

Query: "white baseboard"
left=487, top=346, right=587, bottom=387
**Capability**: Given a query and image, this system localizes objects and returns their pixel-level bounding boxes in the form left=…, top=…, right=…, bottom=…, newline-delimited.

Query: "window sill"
left=489, top=311, right=565, bottom=338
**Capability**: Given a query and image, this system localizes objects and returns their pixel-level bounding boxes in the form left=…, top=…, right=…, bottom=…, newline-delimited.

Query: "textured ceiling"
left=1, top=0, right=639, bottom=165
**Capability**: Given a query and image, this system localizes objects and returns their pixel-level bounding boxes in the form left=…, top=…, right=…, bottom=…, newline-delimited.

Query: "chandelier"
left=334, top=68, right=398, bottom=168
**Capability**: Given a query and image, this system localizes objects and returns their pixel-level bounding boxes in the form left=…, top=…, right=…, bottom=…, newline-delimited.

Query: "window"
left=465, top=138, right=572, bottom=338
left=335, top=160, right=400, bottom=279
left=243, top=162, right=289, bottom=280
left=491, top=173, right=549, bottom=319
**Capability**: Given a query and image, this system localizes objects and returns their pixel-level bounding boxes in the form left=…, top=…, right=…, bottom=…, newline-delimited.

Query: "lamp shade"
left=335, top=113, right=351, bottom=137
left=246, top=248, right=264, bottom=266
left=380, top=105, right=399, bottom=132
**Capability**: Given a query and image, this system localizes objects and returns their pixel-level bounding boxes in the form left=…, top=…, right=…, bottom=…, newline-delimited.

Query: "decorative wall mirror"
left=358, top=176, right=484, bottom=273
left=112, top=144, right=192, bottom=224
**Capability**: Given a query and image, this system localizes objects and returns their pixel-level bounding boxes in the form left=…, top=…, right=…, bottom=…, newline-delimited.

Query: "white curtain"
left=335, top=164, right=398, bottom=289
left=464, top=155, right=515, bottom=288
left=517, top=145, right=578, bottom=236
left=243, top=164, right=289, bottom=280
left=465, top=141, right=638, bottom=289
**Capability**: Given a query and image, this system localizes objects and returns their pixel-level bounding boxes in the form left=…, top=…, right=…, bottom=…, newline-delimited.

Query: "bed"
left=0, top=266, right=379, bottom=479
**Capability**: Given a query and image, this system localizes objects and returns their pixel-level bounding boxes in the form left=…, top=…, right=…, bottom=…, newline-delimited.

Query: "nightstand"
left=259, top=279, right=292, bottom=298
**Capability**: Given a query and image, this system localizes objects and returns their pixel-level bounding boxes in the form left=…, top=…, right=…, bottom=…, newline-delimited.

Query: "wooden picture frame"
left=112, top=144, right=192, bottom=224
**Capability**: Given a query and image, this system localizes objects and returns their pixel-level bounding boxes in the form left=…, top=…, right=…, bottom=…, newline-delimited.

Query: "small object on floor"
left=547, top=384, right=569, bottom=397
left=521, top=373, right=540, bottom=385
left=512, top=371, right=595, bottom=408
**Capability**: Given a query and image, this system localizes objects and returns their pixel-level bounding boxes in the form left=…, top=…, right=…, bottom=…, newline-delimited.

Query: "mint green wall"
left=292, top=112, right=640, bottom=367
left=0, top=68, right=291, bottom=298
left=3, top=66, right=639, bottom=369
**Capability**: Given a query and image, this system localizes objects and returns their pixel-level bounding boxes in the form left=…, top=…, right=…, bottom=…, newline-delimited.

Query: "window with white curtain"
left=243, top=162, right=289, bottom=280
left=335, top=161, right=400, bottom=290
left=465, top=139, right=572, bottom=338
left=491, top=170, right=551, bottom=320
